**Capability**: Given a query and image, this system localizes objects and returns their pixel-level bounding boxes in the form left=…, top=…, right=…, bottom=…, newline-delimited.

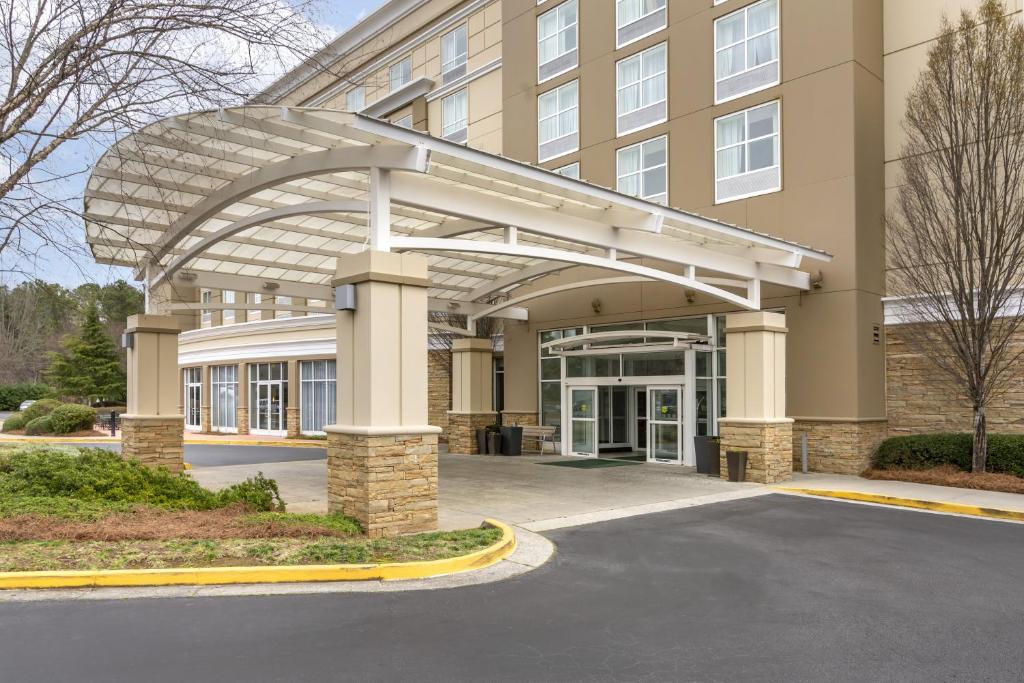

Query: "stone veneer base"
left=286, top=407, right=301, bottom=439
left=236, top=406, right=250, bottom=435
left=791, top=419, right=888, bottom=475
left=120, top=416, right=185, bottom=473
left=447, top=412, right=497, bottom=455
left=327, top=430, right=438, bottom=538
left=718, top=419, right=793, bottom=484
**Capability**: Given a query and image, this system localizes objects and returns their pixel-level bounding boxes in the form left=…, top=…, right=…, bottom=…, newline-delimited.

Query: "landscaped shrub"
left=48, top=404, right=97, bottom=434
left=24, top=416, right=55, bottom=436
left=873, top=433, right=1024, bottom=477
left=0, top=384, right=55, bottom=411
left=1, top=413, right=26, bottom=432
left=21, top=399, right=61, bottom=423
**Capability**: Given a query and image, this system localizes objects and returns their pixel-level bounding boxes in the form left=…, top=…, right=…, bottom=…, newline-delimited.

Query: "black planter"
left=500, top=426, right=523, bottom=456
left=726, top=450, right=748, bottom=482
left=475, top=428, right=488, bottom=454
left=694, top=436, right=721, bottom=476
left=486, top=432, right=503, bottom=455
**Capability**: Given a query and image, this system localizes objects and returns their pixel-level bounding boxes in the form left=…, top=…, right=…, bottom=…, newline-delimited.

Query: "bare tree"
left=0, top=0, right=328, bottom=275
left=887, top=0, right=1024, bottom=472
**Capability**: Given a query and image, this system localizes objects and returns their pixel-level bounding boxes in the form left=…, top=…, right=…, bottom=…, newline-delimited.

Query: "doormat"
left=539, top=458, right=640, bottom=469
left=609, top=454, right=647, bottom=462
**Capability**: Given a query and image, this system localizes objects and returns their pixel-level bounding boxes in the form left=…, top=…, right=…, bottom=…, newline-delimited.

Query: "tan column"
left=718, top=311, right=793, bottom=484
left=286, top=359, right=301, bottom=438
left=236, top=362, right=250, bottom=435
left=200, top=365, right=212, bottom=433
left=446, top=338, right=495, bottom=454
left=121, top=315, right=185, bottom=472
left=326, top=251, right=439, bottom=537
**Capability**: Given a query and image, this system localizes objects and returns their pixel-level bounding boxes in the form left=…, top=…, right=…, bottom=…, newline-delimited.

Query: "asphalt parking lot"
left=2, top=494, right=1022, bottom=682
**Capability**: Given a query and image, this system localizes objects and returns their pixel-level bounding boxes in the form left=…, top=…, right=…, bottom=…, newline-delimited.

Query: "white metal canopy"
left=84, top=106, right=831, bottom=315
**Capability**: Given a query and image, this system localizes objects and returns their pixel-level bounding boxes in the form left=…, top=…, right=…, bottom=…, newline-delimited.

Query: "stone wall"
left=886, top=323, right=1024, bottom=435
left=121, top=416, right=185, bottom=473
left=447, top=411, right=496, bottom=454
left=236, top=406, right=249, bottom=435
left=286, top=406, right=301, bottom=438
left=719, top=419, right=793, bottom=484
left=326, top=430, right=438, bottom=537
left=428, top=350, right=451, bottom=435
left=791, top=419, right=888, bottom=474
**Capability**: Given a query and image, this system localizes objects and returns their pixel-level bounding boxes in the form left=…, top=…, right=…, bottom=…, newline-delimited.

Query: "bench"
left=521, top=425, right=558, bottom=454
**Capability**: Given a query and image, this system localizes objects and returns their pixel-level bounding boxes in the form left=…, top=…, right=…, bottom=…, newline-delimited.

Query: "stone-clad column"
left=236, top=362, right=250, bottom=435
left=200, top=365, right=212, bottom=433
left=121, top=315, right=185, bottom=472
left=286, top=359, right=301, bottom=438
left=447, top=338, right=496, bottom=454
left=326, top=251, right=439, bottom=537
left=717, top=311, right=793, bottom=484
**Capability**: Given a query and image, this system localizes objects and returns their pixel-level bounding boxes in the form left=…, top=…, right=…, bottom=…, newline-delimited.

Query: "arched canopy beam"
left=468, top=277, right=652, bottom=324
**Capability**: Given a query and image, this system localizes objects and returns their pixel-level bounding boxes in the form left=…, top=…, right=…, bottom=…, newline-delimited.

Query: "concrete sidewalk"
left=785, top=472, right=1024, bottom=513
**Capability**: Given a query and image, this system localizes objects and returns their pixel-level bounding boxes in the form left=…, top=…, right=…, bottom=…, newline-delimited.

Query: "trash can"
left=500, top=426, right=523, bottom=456
left=694, top=436, right=721, bottom=476
left=475, top=428, right=488, bottom=454
left=486, top=431, right=503, bottom=455
left=726, top=450, right=747, bottom=482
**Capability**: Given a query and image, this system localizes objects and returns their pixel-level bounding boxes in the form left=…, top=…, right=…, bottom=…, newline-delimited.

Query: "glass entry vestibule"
left=249, top=362, right=288, bottom=435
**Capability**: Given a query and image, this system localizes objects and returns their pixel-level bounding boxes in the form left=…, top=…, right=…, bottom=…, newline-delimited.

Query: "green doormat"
left=540, top=458, right=639, bottom=469
left=610, top=454, right=647, bottom=462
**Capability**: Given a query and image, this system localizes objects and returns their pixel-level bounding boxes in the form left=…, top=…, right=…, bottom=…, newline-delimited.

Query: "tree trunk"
left=972, top=405, right=988, bottom=473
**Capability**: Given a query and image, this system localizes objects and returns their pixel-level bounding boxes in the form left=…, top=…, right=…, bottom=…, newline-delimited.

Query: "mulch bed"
left=862, top=465, right=1024, bottom=495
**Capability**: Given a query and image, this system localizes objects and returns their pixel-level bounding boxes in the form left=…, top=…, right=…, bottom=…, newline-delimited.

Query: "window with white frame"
left=275, top=295, right=292, bottom=319
left=210, top=365, right=238, bottom=431
left=617, top=135, right=668, bottom=205
left=184, top=367, right=202, bottom=429
left=714, top=0, right=779, bottom=104
left=247, top=292, right=262, bottom=322
left=715, top=100, right=781, bottom=203
left=200, top=290, right=212, bottom=328
left=616, top=42, right=667, bottom=136
left=538, top=80, right=578, bottom=162
left=441, top=24, right=468, bottom=83
left=394, top=114, right=413, bottom=129
left=222, top=290, right=236, bottom=325
left=390, top=57, right=412, bottom=92
left=346, top=86, right=365, bottom=112
left=554, top=161, right=579, bottom=179
left=300, top=359, right=336, bottom=434
left=616, top=0, right=667, bottom=48
left=441, top=89, right=468, bottom=143
left=537, top=0, right=578, bottom=82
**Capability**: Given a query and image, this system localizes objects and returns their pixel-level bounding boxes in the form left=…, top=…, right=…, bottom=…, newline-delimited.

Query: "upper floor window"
left=617, top=135, right=668, bottom=205
left=200, top=289, right=212, bottom=328
left=538, top=80, right=579, bottom=162
left=442, top=89, right=469, bottom=143
left=555, top=161, right=580, bottom=179
left=394, top=114, right=413, bottom=129
left=616, top=0, right=667, bottom=48
left=714, top=0, right=779, bottom=104
left=616, top=42, right=667, bottom=136
left=275, top=295, right=293, bottom=320
left=538, top=0, right=578, bottom=83
left=715, top=100, right=781, bottom=203
left=247, top=292, right=261, bottom=322
left=390, top=57, right=412, bottom=92
left=222, top=290, right=235, bottom=325
left=346, top=86, right=365, bottom=112
left=441, top=24, right=468, bottom=83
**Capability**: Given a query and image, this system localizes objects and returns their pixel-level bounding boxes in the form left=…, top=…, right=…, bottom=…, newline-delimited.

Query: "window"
left=200, top=290, right=212, bottom=328
left=616, top=0, right=667, bottom=48
left=300, top=360, right=336, bottom=434
left=538, top=80, right=579, bottom=162
left=715, top=100, right=781, bottom=203
left=616, top=42, right=667, bottom=136
left=390, top=57, right=412, bottom=92
left=441, top=89, right=468, bottom=143
left=184, top=367, right=202, bottom=430
left=394, top=114, right=413, bottom=129
left=275, top=295, right=292, bottom=319
left=222, top=290, right=235, bottom=325
left=493, top=357, right=505, bottom=412
left=617, top=135, right=668, bottom=205
left=554, top=162, right=579, bottom=179
left=247, top=292, right=262, bottom=322
left=538, top=327, right=583, bottom=430
left=346, top=86, right=365, bottom=112
left=210, top=365, right=238, bottom=431
left=441, top=24, right=468, bottom=83
left=538, top=0, right=578, bottom=82
left=714, top=0, right=779, bottom=104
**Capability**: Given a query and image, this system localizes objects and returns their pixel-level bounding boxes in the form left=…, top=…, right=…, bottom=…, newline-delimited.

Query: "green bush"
left=0, top=384, right=55, bottom=411
left=1, top=412, right=27, bottom=432
left=21, top=399, right=61, bottom=423
left=873, top=433, right=1024, bottom=477
left=48, top=404, right=97, bottom=434
left=24, top=416, right=55, bottom=435
left=0, top=446, right=283, bottom=512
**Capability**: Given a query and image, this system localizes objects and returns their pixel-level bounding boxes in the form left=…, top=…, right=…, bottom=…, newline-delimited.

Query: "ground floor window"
left=183, top=367, right=202, bottom=430
left=300, top=360, right=336, bottom=434
left=493, top=356, right=505, bottom=413
left=249, top=362, right=288, bottom=433
left=210, top=365, right=238, bottom=431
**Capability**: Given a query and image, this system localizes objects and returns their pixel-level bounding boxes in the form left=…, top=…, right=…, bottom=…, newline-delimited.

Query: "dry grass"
left=862, top=465, right=1024, bottom=494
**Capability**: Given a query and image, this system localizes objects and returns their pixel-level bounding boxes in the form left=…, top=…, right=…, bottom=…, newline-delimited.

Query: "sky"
left=22, top=0, right=389, bottom=289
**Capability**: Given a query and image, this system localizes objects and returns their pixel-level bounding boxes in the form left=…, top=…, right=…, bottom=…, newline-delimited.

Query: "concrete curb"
left=0, top=519, right=516, bottom=591
left=776, top=487, right=1024, bottom=523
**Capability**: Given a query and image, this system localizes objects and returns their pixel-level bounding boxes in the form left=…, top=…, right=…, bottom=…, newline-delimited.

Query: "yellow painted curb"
left=0, top=520, right=516, bottom=591
left=776, top=488, right=1024, bottom=522
left=183, top=439, right=326, bottom=448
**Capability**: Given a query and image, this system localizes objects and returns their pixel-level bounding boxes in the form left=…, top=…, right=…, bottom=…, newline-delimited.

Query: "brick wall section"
left=428, top=350, right=451, bottom=434
left=121, top=417, right=184, bottom=473
left=719, top=420, right=793, bottom=484
left=286, top=406, right=301, bottom=438
left=327, top=431, right=438, bottom=537
left=236, top=406, right=249, bottom=435
left=502, top=411, right=540, bottom=450
left=200, top=406, right=211, bottom=433
left=886, top=324, right=1024, bottom=435
left=791, top=419, right=888, bottom=474
left=447, top=411, right=497, bottom=454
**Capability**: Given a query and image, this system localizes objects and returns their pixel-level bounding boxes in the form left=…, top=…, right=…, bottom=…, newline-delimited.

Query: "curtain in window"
left=617, top=58, right=641, bottom=112
left=716, top=115, right=745, bottom=178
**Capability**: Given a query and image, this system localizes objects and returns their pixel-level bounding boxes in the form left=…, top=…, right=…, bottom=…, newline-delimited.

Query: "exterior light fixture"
left=335, top=284, right=357, bottom=311
left=685, top=290, right=696, bottom=304
left=591, top=298, right=602, bottom=314
left=262, top=282, right=280, bottom=291
left=121, top=332, right=135, bottom=349
left=176, top=271, right=198, bottom=282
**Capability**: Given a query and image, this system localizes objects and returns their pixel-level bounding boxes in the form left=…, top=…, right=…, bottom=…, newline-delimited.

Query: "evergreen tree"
left=47, top=302, right=126, bottom=403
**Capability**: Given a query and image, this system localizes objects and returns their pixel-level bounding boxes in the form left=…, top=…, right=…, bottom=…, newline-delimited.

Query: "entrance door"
left=184, top=367, right=202, bottom=430
left=647, top=386, right=682, bottom=464
left=569, top=386, right=598, bottom=457
left=250, top=362, right=287, bottom=434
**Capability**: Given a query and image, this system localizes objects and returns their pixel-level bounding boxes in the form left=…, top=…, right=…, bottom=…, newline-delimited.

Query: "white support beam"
left=465, top=263, right=570, bottom=301
left=427, top=322, right=472, bottom=337
left=369, top=167, right=391, bottom=251
left=428, top=297, right=528, bottom=321
left=467, top=277, right=652, bottom=323
left=158, top=271, right=333, bottom=300
left=170, top=302, right=333, bottom=314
